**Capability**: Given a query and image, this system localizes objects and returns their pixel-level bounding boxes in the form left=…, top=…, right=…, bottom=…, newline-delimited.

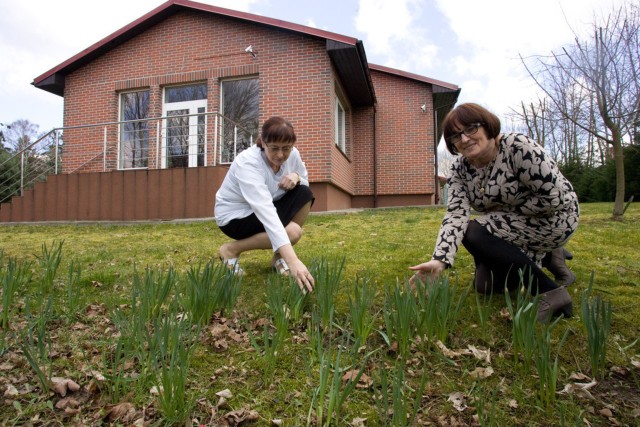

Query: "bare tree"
left=521, top=3, right=640, bottom=219
left=437, top=144, right=455, bottom=177
left=4, top=119, right=40, bottom=154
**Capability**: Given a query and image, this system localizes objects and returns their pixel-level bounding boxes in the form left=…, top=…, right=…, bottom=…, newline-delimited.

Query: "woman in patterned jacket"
left=409, top=103, right=579, bottom=322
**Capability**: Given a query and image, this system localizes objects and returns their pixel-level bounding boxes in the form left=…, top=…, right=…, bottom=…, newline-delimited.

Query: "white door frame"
left=162, top=99, right=207, bottom=168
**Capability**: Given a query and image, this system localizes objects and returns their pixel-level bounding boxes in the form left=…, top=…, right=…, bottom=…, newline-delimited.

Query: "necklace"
left=477, top=138, right=500, bottom=194
left=477, top=164, right=492, bottom=194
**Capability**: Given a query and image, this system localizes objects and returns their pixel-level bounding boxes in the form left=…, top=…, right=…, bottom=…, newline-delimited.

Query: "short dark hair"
left=442, top=103, right=501, bottom=155
left=257, top=116, right=297, bottom=149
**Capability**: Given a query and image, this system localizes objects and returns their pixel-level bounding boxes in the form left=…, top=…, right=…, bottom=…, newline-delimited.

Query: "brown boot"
left=537, top=286, right=573, bottom=323
left=542, top=247, right=576, bottom=286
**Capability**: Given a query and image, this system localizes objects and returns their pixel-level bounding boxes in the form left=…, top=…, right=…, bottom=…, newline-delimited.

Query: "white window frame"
left=118, top=89, right=150, bottom=170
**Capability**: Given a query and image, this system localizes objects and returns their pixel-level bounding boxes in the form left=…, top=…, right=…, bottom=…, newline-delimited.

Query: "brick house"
left=1, top=0, right=459, bottom=222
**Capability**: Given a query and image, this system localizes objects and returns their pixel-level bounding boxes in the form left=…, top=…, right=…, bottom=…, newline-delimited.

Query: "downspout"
left=373, top=104, right=378, bottom=208
left=434, top=110, right=439, bottom=204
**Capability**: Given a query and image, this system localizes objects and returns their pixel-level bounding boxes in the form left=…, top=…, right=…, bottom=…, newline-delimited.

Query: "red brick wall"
left=60, top=9, right=438, bottom=210
left=368, top=70, right=436, bottom=196
left=62, top=10, right=337, bottom=183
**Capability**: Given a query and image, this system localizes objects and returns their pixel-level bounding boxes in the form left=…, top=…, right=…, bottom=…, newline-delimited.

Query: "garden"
left=0, top=203, right=639, bottom=426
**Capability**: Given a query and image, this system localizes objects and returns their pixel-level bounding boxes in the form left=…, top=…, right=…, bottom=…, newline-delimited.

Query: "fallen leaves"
left=468, top=366, right=494, bottom=379
left=560, top=373, right=598, bottom=400
left=50, top=377, right=80, bottom=397
left=447, top=391, right=467, bottom=412
left=224, top=408, right=259, bottom=426
left=342, top=370, right=373, bottom=389
left=103, top=402, right=139, bottom=424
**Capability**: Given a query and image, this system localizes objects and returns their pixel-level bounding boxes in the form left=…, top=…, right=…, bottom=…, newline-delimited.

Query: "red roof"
left=32, top=0, right=458, bottom=110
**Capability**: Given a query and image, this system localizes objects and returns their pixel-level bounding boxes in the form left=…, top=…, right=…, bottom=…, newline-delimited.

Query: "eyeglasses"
left=447, top=123, right=484, bottom=145
left=265, top=144, right=294, bottom=154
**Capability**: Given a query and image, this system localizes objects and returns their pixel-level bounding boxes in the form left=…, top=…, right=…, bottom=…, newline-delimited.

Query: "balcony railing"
left=0, top=112, right=256, bottom=204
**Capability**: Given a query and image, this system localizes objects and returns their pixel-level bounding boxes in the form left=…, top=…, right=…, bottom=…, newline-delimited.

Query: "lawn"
left=0, top=202, right=639, bottom=426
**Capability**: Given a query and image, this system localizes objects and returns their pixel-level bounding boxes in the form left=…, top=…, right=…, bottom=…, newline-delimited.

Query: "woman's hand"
left=278, top=245, right=314, bottom=293
left=279, top=173, right=300, bottom=190
left=287, top=258, right=315, bottom=293
left=408, top=259, right=447, bottom=286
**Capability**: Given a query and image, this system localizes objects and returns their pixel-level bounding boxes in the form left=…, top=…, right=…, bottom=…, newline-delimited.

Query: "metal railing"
left=0, top=112, right=257, bottom=204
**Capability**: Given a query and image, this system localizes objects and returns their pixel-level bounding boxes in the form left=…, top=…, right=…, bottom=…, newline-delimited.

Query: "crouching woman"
left=215, top=116, right=315, bottom=293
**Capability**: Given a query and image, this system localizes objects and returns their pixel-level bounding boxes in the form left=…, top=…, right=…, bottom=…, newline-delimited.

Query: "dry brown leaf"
left=50, top=377, right=80, bottom=397
left=271, top=419, right=283, bottom=426
left=351, top=417, right=367, bottom=426
left=55, top=396, right=80, bottom=410
left=560, top=381, right=597, bottom=400
left=569, top=372, right=592, bottom=381
left=217, top=396, right=229, bottom=409
left=253, top=318, right=270, bottom=329
left=631, top=359, right=640, bottom=369
left=214, top=339, right=229, bottom=351
left=610, top=366, right=629, bottom=376
left=436, top=340, right=468, bottom=358
left=468, top=366, right=494, bottom=379
left=341, top=370, right=372, bottom=389
left=0, top=362, right=15, bottom=371
left=86, top=304, right=105, bottom=317
left=224, top=408, right=259, bottom=426
left=105, top=402, right=137, bottom=423
left=468, top=345, right=491, bottom=364
left=90, top=370, right=106, bottom=381
left=599, top=408, right=613, bottom=417
left=447, top=391, right=467, bottom=412
left=499, top=307, right=511, bottom=319
left=228, top=330, right=244, bottom=343
left=70, top=322, right=88, bottom=331
left=216, top=388, right=233, bottom=399
left=4, top=384, right=19, bottom=397
left=209, top=323, right=229, bottom=338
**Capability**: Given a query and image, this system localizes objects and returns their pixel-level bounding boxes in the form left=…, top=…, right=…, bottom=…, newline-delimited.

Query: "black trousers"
left=462, top=220, right=558, bottom=295
left=219, top=185, right=314, bottom=241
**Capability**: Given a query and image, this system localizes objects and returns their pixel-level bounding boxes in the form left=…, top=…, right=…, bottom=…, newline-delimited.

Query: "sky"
left=0, top=0, right=625, bottom=133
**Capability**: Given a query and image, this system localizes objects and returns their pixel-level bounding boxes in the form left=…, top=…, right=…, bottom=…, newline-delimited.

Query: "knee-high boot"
left=537, top=285, right=573, bottom=322
left=542, top=247, right=576, bottom=286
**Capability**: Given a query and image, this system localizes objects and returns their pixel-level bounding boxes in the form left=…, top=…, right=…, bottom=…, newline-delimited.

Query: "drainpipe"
left=434, top=110, right=439, bottom=205
left=373, top=104, right=378, bottom=208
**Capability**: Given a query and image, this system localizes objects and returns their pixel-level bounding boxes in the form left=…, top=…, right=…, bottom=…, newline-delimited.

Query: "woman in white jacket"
left=215, top=116, right=315, bottom=292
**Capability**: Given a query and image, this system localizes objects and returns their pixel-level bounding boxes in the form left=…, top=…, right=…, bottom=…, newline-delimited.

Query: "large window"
left=221, top=78, right=259, bottom=163
left=119, top=90, right=150, bottom=169
left=335, top=97, right=346, bottom=152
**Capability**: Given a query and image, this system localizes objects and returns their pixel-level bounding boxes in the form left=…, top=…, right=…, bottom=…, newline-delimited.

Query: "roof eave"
left=327, top=39, right=376, bottom=108
left=32, top=0, right=361, bottom=97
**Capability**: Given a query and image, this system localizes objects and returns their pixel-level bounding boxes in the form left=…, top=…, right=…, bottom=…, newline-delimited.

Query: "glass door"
left=163, top=83, right=207, bottom=168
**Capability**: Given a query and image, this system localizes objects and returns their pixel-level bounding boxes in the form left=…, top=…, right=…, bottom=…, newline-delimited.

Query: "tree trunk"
left=612, top=135, right=625, bottom=219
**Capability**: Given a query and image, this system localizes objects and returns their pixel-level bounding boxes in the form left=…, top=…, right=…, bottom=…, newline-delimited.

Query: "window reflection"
left=120, top=90, right=149, bottom=169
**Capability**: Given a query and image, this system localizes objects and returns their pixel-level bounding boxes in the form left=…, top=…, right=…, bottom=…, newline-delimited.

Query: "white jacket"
left=214, top=145, right=309, bottom=252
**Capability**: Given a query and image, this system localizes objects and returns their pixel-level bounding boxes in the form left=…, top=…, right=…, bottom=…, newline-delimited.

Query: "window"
left=335, top=97, right=346, bottom=152
left=220, top=78, right=259, bottom=163
left=165, top=84, right=207, bottom=103
left=119, top=90, right=150, bottom=169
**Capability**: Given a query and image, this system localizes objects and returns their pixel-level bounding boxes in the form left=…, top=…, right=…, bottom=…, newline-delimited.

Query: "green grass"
left=0, top=202, right=639, bottom=426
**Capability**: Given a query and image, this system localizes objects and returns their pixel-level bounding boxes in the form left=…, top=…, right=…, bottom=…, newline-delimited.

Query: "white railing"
left=0, top=112, right=256, bottom=204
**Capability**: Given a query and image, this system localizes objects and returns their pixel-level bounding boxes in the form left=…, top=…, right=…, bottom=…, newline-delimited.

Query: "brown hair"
left=256, top=116, right=297, bottom=149
left=442, top=103, right=501, bottom=155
